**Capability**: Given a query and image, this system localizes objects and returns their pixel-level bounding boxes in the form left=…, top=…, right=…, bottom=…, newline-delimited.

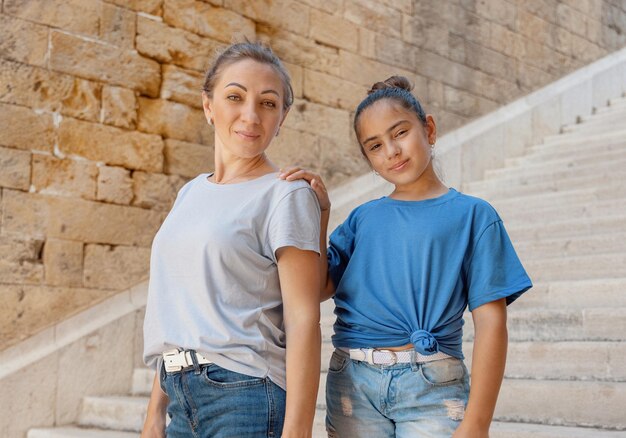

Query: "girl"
left=141, top=42, right=322, bottom=438
left=281, top=76, right=532, bottom=438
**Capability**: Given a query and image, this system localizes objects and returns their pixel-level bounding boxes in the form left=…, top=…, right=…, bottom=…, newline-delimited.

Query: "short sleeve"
left=465, top=220, right=532, bottom=312
left=267, top=187, right=321, bottom=262
left=327, top=214, right=356, bottom=289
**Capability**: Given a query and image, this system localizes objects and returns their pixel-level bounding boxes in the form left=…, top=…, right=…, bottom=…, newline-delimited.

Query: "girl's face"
left=202, top=59, right=288, bottom=159
left=357, top=99, right=437, bottom=188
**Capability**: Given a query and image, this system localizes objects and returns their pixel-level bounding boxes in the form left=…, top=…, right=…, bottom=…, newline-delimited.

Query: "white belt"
left=343, top=348, right=451, bottom=365
left=163, top=349, right=212, bottom=373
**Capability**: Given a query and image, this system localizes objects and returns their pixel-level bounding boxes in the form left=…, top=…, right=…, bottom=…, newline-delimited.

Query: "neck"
left=212, top=143, right=275, bottom=184
left=390, top=169, right=448, bottom=201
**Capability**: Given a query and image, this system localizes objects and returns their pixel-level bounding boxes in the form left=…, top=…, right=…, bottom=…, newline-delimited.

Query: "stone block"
left=2, top=189, right=166, bottom=246
left=50, top=31, right=161, bottom=98
left=283, top=98, right=351, bottom=147
left=343, top=0, right=402, bottom=39
left=339, top=50, right=415, bottom=88
left=58, top=117, right=164, bottom=172
left=309, top=8, right=358, bottom=52
left=161, top=64, right=204, bottom=108
left=96, top=165, right=134, bottom=205
left=0, top=60, right=102, bottom=122
left=164, top=139, right=214, bottom=177
left=0, top=146, right=30, bottom=190
left=0, top=235, right=43, bottom=264
left=374, top=33, right=418, bottom=71
left=464, top=38, right=518, bottom=81
left=443, top=85, right=499, bottom=118
left=102, top=85, right=138, bottom=129
left=358, top=27, right=377, bottom=58
left=43, top=238, right=84, bottom=287
left=517, top=0, right=558, bottom=24
left=518, top=9, right=555, bottom=48
left=488, top=22, right=525, bottom=58
left=0, top=350, right=58, bottom=438
left=0, top=15, right=48, bottom=67
left=103, top=0, right=163, bottom=15
left=557, top=2, right=588, bottom=37
left=560, top=81, right=592, bottom=126
left=447, top=5, right=491, bottom=47
left=303, top=69, right=365, bottom=111
left=83, top=244, right=151, bottom=290
left=434, top=109, right=471, bottom=135
left=225, top=0, right=310, bottom=37
left=503, top=111, right=533, bottom=158
left=4, top=0, right=99, bottom=36
left=516, top=61, right=554, bottom=92
left=0, top=102, right=55, bottom=152
left=133, top=307, right=146, bottom=368
left=100, top=2, right=137, bottom=48
left=163, top=0, right=255, bottom=43
left=266, top=127, right=320, bottom=171
left=137, top=97, right=212, bottom=145
left=298, top=0, right=341, bottom=14
left=0, top=258, right=44, bottom=284
left=319, top=135, right=369, bottom=188
left=32, top=154, right=98, bottom=200
left=132, top=171, right=187, bottom=210
left=475, top=0, right=517, bottom=31
left=136, top=15, right=224, bottom=72
left=283, top=61, right=303, bottom=99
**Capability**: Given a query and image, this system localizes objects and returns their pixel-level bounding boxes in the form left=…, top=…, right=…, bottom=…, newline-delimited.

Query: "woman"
left=141, top=42, right=322, bottom=438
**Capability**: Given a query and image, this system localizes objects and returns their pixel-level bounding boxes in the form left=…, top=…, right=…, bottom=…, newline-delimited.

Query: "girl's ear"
left=202, top=92, right=214, bottom=125
left=425, top=114, right=437, bottom=145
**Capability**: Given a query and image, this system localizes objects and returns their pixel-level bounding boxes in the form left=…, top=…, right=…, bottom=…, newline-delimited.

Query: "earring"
left=208, top=118, right=214, bottom=126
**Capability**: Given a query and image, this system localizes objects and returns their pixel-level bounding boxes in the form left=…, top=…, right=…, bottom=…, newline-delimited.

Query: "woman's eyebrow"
left=224, top=83, right=279, bottom=97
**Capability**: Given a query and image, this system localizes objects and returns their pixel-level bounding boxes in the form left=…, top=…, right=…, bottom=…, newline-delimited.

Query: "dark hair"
left=202, top=42, right=294, bottom=110
left=353, top=76, right=427, bottom=145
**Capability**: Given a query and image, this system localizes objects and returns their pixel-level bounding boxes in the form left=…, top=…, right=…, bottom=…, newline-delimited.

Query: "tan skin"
left=280, top=99, right=508, bottom=437
left=141, top=59, right=321, bottom=438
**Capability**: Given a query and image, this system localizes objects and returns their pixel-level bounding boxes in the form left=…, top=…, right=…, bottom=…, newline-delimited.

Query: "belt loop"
left=189, top=350, right=201, bottom=375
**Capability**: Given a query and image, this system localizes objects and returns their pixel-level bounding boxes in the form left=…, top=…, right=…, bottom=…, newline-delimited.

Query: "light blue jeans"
left=161, top=362, right=286, bottom=438
left=326, top=349, right=469, bottom=438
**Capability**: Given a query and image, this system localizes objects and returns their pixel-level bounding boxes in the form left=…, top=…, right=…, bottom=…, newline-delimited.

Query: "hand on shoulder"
left=278, top=167, right=331, bottom=212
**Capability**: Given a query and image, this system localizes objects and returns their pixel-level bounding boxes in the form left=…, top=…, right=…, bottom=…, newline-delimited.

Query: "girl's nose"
left=385, top=141, right=401, bottom=158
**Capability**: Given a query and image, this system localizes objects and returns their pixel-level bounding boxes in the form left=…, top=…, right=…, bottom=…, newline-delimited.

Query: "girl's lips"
left=389, top=159, right=409, bottom=171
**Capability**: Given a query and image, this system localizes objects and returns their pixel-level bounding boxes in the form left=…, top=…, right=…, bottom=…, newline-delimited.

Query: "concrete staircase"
left=28, top=96, right=626, bottom=437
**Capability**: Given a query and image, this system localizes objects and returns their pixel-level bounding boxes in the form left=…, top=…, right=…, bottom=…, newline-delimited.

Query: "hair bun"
left=367, top=75, right=413, bottom=95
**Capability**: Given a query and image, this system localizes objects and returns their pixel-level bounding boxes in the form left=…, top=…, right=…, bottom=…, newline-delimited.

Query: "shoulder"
left=449, top=189, right=501, bottom=223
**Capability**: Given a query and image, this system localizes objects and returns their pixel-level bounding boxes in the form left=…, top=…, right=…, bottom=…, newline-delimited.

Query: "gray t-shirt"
left=143, top=172, right=321, bottom=390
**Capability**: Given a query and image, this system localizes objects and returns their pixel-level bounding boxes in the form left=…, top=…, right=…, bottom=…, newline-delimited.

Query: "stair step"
left=523, top=253, right=626, bottom=282
left=490, top=421, right=626, bottom=437
left=464, top=308, right=626, bottom=342
left=513, top=278, right=626, bottom=309
left=534, top=125, right=626, bottom=151
left=506, top=214, right=626, bottom=242
left=131, top=368, right=154, bottom=396
left=502, top=146, right=626, bottom=168
left=28, top=427, right=139, bottom=438
left=495, top=379, right=626, bottom=429
left=463, top=341, right=626, bottom=381
left=79, top=396, right=148, bottom=433
left=515, top=232, right=626, bottom=259
left=561, top=111, right=626, bottom=135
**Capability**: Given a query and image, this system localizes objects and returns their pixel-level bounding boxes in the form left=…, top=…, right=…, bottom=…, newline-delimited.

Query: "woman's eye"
left=262, top=101, right=277, bottom=108
left=227, top=95, right=241, bottom=101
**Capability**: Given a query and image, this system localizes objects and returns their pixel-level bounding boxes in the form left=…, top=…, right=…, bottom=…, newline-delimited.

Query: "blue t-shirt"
left=327, top=188, right=532, bottom=359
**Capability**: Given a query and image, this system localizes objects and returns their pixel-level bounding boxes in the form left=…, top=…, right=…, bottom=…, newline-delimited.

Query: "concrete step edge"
left=28, top=426, right=139, bottom=438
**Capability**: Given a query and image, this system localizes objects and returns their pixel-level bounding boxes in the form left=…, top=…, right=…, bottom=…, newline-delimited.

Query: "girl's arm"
left=453, top=298, right=507, bottom=438
left=276, top=246, right=322, bottom=438
left=140, top=373, right=168, bottom=438
left=279, top=168, right=335, bottom=301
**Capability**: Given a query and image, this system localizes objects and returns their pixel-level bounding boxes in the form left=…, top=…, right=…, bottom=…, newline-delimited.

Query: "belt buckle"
left=373, top=348, right=397, bottom=365
left=163, top=348, right=184, bottom=372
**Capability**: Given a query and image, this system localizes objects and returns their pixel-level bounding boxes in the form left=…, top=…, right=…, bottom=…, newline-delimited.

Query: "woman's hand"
left=140, top=373, right=168, bottom=438
left=279, top=167, right=331, bottom=212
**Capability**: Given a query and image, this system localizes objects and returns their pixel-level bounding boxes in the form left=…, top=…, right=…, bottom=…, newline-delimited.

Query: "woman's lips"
left=236, top=130, right=261, bottom=140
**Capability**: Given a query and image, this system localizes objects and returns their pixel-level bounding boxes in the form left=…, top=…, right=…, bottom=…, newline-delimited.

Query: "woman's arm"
left=453, top=298, right=508, bottom=438
left=140, top=373, right=168, bottom=438
left=276, top=246, right=322, bottom=438
left=279, top=168, right=335, bottom=301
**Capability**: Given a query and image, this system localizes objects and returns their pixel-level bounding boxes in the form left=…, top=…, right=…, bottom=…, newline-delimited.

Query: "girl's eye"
left=395, top=129, right=407, bottom=137
left=369, top=143, right=381, bottom=151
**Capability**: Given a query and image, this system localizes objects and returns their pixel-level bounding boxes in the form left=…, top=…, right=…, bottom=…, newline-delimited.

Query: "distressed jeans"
left=161, top=363, right=286, bottom=438
left=326, top=348, right=469, bottom=438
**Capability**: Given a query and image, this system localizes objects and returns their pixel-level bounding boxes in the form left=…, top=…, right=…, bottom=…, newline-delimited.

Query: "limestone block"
left=2, top=189, right=166, bottom=246
left=32, top=154, right=98, bottom=200
left=56, top=312, right=136, bottom=424
left=319, top=135, right=369, bottom=188
left=446, top=5, right=491, bottom=47
left=161, top=64, right=204, bottom=109
left=554, top=27, right=573, bottom=55
left=503, top=111, right=533, bottom=158
left=50, top=31, right=161, bottom=98
left=303, top=69, right=364, bottom=111
left=225, top=0, right=310, bottom=37
left=516, top=61, right=554, bottom=92
left=0, top=146, right=30, bottom=190
left=59, top=117, right=164, bottom=172
left=0, top=350, right=58, bottom=438
left=137, top=97, right=212, bottom=145
left=0, top=258, right=43, bottom=284
left=517, top=1, right=557, bottom=25
left=96, top=165, right=134, bottom=205
left=462, top=39, right=517, bottom=81
left=103, top=0, right=163, bottom=15
left=379, top=0, right=411, bottom=14
left=557, top=2, right=588, bottom=37
left=298, top=0, right=341, bottom=14
left=136, top=15, right=224, bottom=72
left=518, top=9, right=555, bottom=48
left=309, top=8, right=358, bottom=52
left=488, top=22, right=525, bottom=58
left=43, top=238, right=83, bottom=287
left=163, top=0, right=255, bottom=43
left=4, top=0, right=100, bottom=36
left=560, top=81, right=592, bottom=127
left=0, top=235, right=43, bottom=264
left=339, top=51, right=415, bottom=88
left=427, top=80, right=444, bottom=106
left=133, top=308, right=146, bottom=368
left=83, top=244, right=151, bottom=290
left=0, top=60, right=101, bottom=122
left=375, top=33, right=418, bottom=72
left=359, top=27, right=377, bottom=58
left=443, top=86, right=499, bottom=118
left=570, top=33, right=606, bottom=64
left=266, top=127, right=320, bottom=171
left=0, top=102, right=55, bottom=152
left=475, top=0, right=517, bottom=31
left=283, top=98, right=351, bottom=147
left=0, top=16, right=46, bottom=67
left=164, top=138, right=214, bottom=177
left=132, top=171, right=187, bottom=210
left=102, top=85, right=138, bottom=129
left=434, top=109, right=470, bottom=135
left=343, top=0, right=402, bottom=39
left=100, top=2, right=136, bottom=48
left=283, top=61, right=303, bottom=99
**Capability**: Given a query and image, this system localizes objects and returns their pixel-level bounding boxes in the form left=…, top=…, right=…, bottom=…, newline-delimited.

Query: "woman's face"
left=357, top=99, right=437, bottom=188
left=203, top=59, right=288, bottom=159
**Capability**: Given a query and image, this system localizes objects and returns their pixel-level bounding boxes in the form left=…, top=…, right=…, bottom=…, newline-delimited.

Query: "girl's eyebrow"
left=362, top=120, right=408, bottom=144
left=224, top=82, right=279, bottom=97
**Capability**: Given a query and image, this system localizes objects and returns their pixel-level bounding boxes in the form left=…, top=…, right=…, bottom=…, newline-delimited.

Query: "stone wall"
left=1, top=0, right=625, bottom=352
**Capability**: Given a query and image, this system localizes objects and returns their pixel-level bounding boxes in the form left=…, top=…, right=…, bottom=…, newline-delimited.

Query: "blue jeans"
left=325, top=349, right=469, bottom=438
left=161, top=363, right=286, bottom=438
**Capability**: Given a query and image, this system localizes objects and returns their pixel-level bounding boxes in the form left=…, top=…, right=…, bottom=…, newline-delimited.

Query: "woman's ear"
left=425, top=114, right=437, bottom=145
left=202, top=92, right=214, bottom=125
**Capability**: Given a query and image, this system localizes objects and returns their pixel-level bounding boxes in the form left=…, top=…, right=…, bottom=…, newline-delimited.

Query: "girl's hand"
left=452, top=420, right=489, bottom=438
left=279, top=167, right=331, bottom=212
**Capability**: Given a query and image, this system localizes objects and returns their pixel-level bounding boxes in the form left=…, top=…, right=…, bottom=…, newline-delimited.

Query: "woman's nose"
left=240, top=101, right=261, bottom=124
